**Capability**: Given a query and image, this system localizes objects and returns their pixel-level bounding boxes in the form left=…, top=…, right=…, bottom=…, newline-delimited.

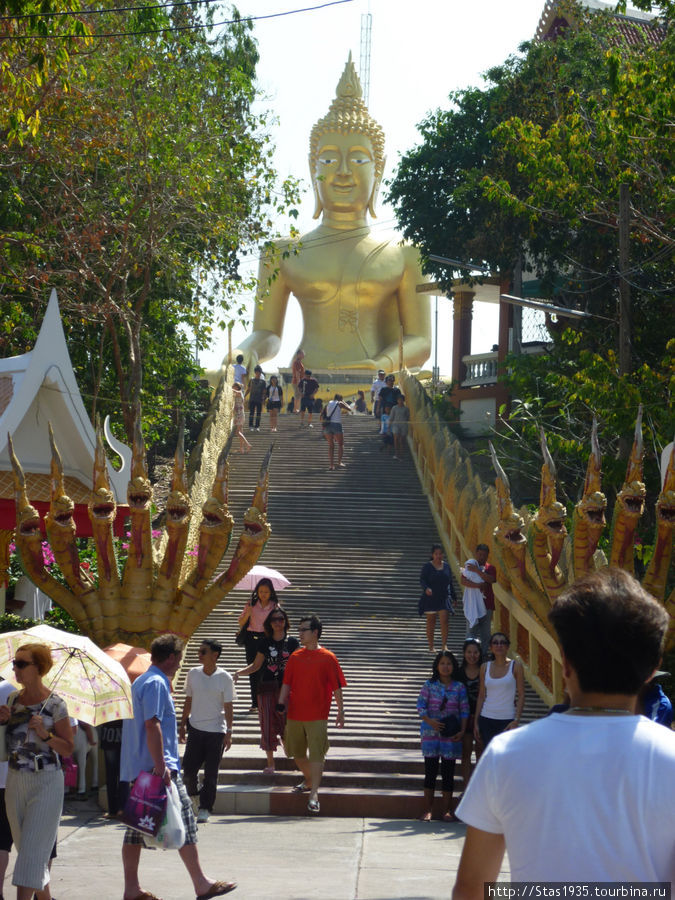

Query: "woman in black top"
left=234, top=607, right=299, bottom=774
left=456, top=638, right=483, bottom=790
left=419, top=544, right=456, bottom=653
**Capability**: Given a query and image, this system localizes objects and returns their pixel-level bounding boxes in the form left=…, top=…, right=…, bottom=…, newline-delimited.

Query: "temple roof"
left=535, top=0, right=664, bottom=45
left=0, top=290, right=131, bottom=509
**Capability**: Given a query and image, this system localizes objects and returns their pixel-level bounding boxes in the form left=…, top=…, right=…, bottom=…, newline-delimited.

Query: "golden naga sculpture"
left=230, top=54, right=431, bottom=373
left=9, top=421, right=272, bottom=649
left=569, top=418, right=607, bottom=580
left=403, top=373, right=673, bottom=652
left=642, top=442, right=675, bottom=603
left=609, top=407, right=646, bottom=573
left=489, top=443, right=552, bottom=629
left=527, top=430, right=568, bottom=602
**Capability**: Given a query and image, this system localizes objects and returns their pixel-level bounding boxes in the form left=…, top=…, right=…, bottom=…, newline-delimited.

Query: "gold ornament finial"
left=335, top=51, right=362, bottom=100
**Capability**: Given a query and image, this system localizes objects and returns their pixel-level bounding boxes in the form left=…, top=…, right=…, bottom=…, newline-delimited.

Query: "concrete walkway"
left=6, top=796, right=511, bottom=899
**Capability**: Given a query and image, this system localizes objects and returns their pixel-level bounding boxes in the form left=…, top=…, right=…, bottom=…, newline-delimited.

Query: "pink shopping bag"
left=61, top=756, right=78, bottom=789
left=122, top=771, right=168, bottom=837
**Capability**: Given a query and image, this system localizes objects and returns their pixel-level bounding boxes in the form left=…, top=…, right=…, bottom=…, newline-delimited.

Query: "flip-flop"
left=307, top=798, right=320, bottom=813
left=442, top=811, right=458, bottom=822
left=124, top=893, right=163, bottom=900
left=292, top=781, right=310, bottom=793
left=196, top=882, right=237, bottom=899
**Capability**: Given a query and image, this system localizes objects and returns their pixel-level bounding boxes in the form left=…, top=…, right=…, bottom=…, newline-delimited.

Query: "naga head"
left=238, top=445, right=274, bottom=549
left=47, top=423, right=75, bottom=531
left=8, top=433, right=42, bottom=539
left=199, top=440, right=234, bottom=533
left=534, top=429, right=567, bottom=563
left=127, top=413, right=153, bottom=513
left=655, top=441, right=675, bottom=530
left=577, top=419, right=607, bottom=530
left=240, top=505, right=271, bottom=547
left=615, top=406, right=646, bottom=522
left=89, top=425, right=116, bottom=523
left=166, top=422, right=191, bottom=527
left=490, top=443, right=527, bottom=572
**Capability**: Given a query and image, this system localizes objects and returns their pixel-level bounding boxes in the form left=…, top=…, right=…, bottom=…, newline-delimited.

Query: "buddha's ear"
left=368, top=156, right=386, bottom=219
left=310, top=156, right=323, bottom=219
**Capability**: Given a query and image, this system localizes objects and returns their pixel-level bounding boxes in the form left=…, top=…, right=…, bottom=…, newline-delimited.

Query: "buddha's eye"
left=350, top=155, right=371, bottom=166
left=318, top=155, right=338, bottom=166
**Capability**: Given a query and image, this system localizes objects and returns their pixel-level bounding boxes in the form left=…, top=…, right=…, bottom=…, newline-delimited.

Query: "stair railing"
left=402, top=371, right=563, bottom=707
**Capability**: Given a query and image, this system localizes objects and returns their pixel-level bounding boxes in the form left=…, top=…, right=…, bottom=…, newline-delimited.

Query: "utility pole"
left=618, top=183, right=631, bottom=377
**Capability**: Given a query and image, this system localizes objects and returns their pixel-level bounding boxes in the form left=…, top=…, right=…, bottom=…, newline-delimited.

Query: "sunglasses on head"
left=12, top=659, right=34, bottom=669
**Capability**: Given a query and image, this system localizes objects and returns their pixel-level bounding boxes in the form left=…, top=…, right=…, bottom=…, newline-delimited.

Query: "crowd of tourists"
left=227, top=355, right=413, bottom=470
left=0, top=561, right=672, bottom=896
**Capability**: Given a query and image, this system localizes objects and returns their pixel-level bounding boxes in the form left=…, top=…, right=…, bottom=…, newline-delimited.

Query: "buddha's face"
left=313, top=132, right=377, bottom=215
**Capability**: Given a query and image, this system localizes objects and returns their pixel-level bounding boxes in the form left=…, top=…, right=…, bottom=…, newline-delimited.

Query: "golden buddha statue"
left=232, top=55, right=431, bottom=373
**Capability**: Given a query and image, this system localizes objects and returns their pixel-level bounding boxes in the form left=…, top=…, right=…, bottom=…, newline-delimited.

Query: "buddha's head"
left=309, top=53, right=386, bottom=220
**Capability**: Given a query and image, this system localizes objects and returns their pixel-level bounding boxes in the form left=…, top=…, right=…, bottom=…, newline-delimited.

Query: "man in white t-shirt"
left=179, top=639, right=235, bottom=824
left=453, top=568, right=675, bottom=893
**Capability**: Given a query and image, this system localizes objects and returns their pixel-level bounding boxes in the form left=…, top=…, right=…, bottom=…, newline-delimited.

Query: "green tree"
left=388, top=1, right=673, bottom=500
left=1, top=3, right=298, bottom=443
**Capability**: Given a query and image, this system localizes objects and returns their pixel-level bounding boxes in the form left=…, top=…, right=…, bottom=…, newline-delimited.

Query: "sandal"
left=307, top=798, right=320, bottom=813
left=292, top=781, right=310, bottom=793
left=124, top=893, right=163, bottom=900
left=442, top=811, right=458, bottom=822
left=196, top=883, right=237, bottom=899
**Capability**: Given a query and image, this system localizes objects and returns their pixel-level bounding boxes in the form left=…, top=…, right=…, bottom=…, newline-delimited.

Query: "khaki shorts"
left=284, top=719, right=329, bottom=762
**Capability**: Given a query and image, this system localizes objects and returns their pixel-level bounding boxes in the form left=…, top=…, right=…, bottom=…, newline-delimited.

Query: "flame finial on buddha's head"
left=309, top=52, right=386, bottom=217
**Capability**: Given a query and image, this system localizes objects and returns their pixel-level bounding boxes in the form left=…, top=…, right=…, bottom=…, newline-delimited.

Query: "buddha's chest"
left=282, top=238, right=404, bottom=304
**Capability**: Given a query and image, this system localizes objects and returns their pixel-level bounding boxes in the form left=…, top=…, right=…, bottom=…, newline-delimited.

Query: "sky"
left=198, top=0, right=547, bottom=375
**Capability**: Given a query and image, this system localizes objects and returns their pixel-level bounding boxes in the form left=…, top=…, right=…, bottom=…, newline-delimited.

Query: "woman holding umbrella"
left=0, top=642, right=74, bottom=899
left=234, top=607, right=299, bottom=773
left=237, top=578, right=280, bottom=712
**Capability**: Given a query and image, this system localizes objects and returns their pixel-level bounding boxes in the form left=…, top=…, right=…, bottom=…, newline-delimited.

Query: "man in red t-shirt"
left=461, top=543, right=497, bottom=653
left=277, top=614, right=346, bottom=814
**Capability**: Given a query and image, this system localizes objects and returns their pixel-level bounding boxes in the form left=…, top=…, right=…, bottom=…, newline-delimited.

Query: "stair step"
left=177, top=414, right=549, bottom=817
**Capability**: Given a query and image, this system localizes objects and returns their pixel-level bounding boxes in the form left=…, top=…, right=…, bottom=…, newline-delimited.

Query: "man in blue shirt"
left=121, top=634, right=236, bottom=900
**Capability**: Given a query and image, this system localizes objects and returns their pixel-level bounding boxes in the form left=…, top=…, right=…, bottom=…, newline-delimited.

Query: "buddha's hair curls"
left=309, top=54, right=385, bottom=180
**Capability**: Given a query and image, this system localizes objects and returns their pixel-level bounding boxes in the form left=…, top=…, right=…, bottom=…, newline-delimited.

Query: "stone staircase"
left=175, top=412, right=548, bottom=816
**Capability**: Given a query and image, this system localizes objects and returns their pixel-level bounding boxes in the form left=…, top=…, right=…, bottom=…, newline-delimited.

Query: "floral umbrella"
left=0, top=624, right=132, bottom=726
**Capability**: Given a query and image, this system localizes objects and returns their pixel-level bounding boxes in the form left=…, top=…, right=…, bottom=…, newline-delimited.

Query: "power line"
left=0, top=0, right=219, bottom=22
left=0, top=0, right=354, bottom=40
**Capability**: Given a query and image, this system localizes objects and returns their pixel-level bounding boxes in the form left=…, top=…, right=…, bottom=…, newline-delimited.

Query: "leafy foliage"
left=388, top=1, right=673, bottom=502
left=1, top=2, right=299, bottom=445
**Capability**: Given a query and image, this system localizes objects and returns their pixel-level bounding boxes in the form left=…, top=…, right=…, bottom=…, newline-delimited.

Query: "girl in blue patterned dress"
left=417, top=650, right=469, bottom=822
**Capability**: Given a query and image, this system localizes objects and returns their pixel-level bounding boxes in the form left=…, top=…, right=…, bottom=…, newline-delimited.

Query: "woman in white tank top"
left=474, top=632, right=525, bottom=748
